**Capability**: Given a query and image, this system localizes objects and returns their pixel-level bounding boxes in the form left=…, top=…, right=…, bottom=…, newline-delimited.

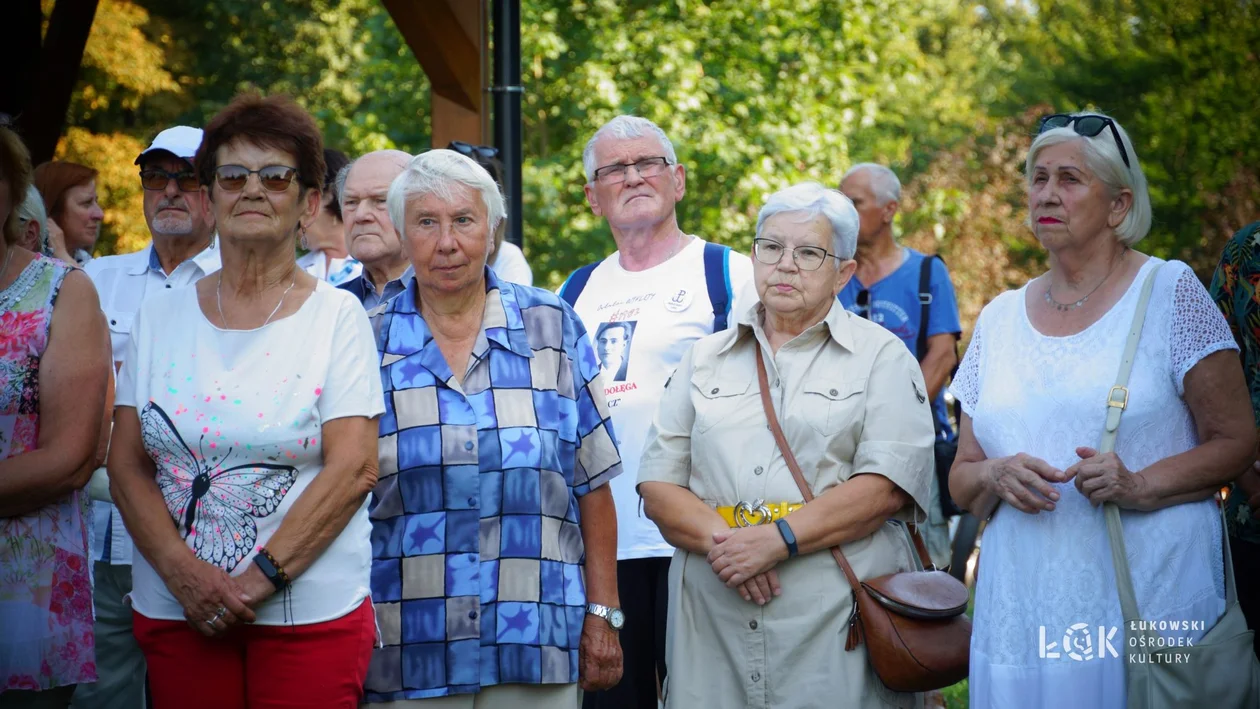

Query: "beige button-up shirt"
left=638, top=299, right=935, bottom=709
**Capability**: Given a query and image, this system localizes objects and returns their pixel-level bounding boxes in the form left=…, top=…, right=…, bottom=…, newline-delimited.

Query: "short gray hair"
left=16, top=185, right=50, bottom=255
left=756, top=182, right=860, bottom=261
left=387, top=149, right=507, bottom=241
left=1025, top=112, right=1151, bottom=246
left=842, top=163, right=902, bottom=205
left=582, top=115, right=678, bottom=183
left=337, top=149, right=412, bottom=208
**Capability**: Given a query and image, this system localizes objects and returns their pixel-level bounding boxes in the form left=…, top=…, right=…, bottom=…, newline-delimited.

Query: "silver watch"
left=586, top=602, right=625, bottom=630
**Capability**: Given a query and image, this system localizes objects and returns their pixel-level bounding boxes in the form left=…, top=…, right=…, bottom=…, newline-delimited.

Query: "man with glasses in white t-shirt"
left=561, top=115, right=754, bottom=709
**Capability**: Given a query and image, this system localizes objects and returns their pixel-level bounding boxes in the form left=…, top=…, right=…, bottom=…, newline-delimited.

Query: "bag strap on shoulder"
left=558, top=261, right=600, bottom=307
left=916, top=254, right=937, bottom=361
left=703, top=242, right=734, bottom=332
left=1096, top=265, right=1242, bottom=629
left=755, top=348, right=934, bottom=585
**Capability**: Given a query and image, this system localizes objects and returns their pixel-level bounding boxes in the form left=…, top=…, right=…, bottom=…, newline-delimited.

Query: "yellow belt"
left=715, top=500, right=803, bottom=528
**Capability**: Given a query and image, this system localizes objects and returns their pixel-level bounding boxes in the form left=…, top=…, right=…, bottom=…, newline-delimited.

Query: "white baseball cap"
left=134, top=126, right=203, bottom=165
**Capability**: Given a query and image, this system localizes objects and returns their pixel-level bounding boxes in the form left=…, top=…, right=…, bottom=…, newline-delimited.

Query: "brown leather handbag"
left=755, top=349, right=971, bottom=693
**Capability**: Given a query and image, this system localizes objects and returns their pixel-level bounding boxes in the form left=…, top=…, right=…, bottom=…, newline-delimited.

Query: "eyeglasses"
left=1037, top=114, right=1131, bottom=169
left=448, top=141, right=499, bottom=161
left=214, top=165, right=299, bottom=192
left=140, top=168, right=200, bottom=192
left=752, top=238, right=839, bottom=272
left=593, top=157, right=672, bottom=185
left=855, top=289, right=871, bottom=319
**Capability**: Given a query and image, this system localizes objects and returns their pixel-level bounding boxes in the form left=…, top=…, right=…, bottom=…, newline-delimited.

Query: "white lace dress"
left=950, top=258, right=1236, bottom=709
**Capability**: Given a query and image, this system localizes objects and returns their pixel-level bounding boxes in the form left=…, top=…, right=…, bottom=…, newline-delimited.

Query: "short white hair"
left=16, top=184, right=49, bottom=253
left=756, top=182, right=860, bottom=261
left=1025, top=112, right=1151, bottom=246
left=387, top=149, right=506, bottom=242
left=842, top=163, right=902, bottom=205
left=582, top=115, right=678, bottom=183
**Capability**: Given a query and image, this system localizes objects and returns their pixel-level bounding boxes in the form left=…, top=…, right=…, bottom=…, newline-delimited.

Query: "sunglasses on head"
left=140, top=168, right=200, bottom=192
left=1037, top=113, right=1131, bottom=169
left=448, top=141, right=499, bottom=161
left=214, top=165, right=300, bottom=193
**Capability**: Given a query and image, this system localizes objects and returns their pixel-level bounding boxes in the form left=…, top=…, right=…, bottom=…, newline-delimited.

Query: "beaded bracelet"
left=254, top=546, right=291, bottom=591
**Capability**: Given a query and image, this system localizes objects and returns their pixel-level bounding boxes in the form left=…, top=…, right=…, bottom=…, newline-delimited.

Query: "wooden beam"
left=20, top=0, right=100, bottom=164
left=382, top=0, right=481, bottom=113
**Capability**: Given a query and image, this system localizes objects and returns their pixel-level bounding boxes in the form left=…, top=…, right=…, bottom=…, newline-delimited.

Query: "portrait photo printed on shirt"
left=595, top=320, right=636, bottom=383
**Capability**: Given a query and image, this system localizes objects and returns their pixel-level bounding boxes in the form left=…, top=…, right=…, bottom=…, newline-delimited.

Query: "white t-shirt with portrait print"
left=115, top=280, right=385, bottom=625
left=567, top=237, right=756, bottom=559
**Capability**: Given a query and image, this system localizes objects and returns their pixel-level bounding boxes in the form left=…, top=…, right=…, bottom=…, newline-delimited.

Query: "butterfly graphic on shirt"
left=139, top=401, right=297, bottom=573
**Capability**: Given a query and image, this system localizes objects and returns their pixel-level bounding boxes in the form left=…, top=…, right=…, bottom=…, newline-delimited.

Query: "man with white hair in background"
left=74, top=125, right=221, bottom=709
left=561, top=115, right=755, bottom=709
left=838, top=163, right=961, bottom=574
left=336, top=149, right=415, bottom=309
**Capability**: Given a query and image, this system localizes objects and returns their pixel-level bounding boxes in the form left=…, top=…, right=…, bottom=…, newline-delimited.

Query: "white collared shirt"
left=84, top=240, right=222, bottom=565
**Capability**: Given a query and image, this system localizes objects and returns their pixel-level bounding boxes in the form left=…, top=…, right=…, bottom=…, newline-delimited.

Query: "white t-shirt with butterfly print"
left=116, top=280, right=385, bottom=626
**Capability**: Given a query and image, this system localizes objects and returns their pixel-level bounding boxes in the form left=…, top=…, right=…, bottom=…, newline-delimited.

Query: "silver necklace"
left=217, top=268, right=298, bottom=329
left=1044, top=251, right=1127, bottom=312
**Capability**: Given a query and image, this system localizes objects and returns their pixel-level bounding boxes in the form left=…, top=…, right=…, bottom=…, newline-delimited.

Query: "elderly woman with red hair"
left=32, top=161, right=103, bottom=266
left=108, top=93, right=384, bottom=709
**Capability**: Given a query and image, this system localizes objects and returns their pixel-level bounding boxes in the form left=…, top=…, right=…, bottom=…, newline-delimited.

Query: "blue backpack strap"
left=558, top=262, right=600, bottom=307
left=702, top=242, right=734, bottom=332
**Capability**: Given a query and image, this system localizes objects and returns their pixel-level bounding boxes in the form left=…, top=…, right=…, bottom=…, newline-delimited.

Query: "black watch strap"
left=775, top=518, right=799, bottom=558
left=253, top=551, right=289, bottom=591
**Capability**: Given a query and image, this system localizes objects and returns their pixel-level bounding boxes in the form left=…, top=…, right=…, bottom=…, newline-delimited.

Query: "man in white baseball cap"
left=72, top=126, right=222, bottom=709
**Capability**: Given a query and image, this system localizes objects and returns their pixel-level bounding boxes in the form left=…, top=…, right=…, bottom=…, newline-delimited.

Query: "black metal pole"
left=491, top=0, right=523, bottom=248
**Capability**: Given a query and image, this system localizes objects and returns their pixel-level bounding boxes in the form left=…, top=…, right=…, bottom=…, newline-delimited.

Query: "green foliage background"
left=51, top=0, right=1260, bottom=333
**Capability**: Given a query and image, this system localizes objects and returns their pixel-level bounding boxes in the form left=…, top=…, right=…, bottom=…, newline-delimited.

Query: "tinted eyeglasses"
left=448, top=141, right=499, bottom=161
left=214, top=165, right=299, bottom=193
left=752, top=238, right=839, bottom=272
left=140, top=168, right=200, bottom=192
left=593, top=157, right=672, bottom=185
left=1037, top=114, right=1131, bottom=169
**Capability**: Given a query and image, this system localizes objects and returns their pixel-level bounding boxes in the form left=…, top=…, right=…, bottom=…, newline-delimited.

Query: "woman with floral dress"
left=0, top=124, right=111, bottom=707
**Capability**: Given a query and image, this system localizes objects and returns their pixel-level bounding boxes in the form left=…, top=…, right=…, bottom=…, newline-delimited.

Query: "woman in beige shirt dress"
left=638, top=182, right=936, bottom=709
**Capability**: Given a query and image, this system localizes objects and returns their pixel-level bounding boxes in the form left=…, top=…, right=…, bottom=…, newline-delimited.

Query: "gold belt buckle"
left=734, top=499, right=772, bottom=527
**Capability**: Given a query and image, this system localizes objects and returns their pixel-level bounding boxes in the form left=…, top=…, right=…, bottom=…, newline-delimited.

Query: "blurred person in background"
left=73, top=125, right=221, bottom=709
left=33, top=161, right=104, bottom=266
left=838, top=163, right=961, bottom=578
left=1208, top=219, right=1260, bottom=661
left=0, top=116, right=111, bottom=709
left=15, top=185, right=55, bottom=257
left=336, top=149, right=413, bottom=309
left=298, top=147, right=361, bottom=286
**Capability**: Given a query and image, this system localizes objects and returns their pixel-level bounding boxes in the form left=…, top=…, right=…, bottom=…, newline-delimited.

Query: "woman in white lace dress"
left=948, top=113, right=1255, bottom=708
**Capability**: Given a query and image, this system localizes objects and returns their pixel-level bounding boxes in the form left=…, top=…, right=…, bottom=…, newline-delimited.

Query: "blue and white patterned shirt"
left=363, top=269, right=622, bottom=702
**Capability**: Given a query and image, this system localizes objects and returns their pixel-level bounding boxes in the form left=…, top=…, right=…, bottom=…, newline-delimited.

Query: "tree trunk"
left=19, top=0, right=101, bottom=165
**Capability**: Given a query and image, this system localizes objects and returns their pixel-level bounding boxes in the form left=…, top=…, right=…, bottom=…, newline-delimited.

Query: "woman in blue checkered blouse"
left=362, top=150, right=626, bottom=709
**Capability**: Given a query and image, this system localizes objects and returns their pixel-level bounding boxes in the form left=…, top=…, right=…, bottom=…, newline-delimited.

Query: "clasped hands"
left=707, top=523, right=791, bottom=607
left=986, top=446, right=1151, bottom=514
left=164, top=554, right=279, bottom=638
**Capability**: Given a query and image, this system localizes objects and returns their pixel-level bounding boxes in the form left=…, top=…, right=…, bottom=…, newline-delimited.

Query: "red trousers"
left=133, top=599, right=375, bottom=709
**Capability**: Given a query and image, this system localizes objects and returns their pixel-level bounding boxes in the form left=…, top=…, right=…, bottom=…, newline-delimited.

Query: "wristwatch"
left=586, top=602, right=625, bottom=631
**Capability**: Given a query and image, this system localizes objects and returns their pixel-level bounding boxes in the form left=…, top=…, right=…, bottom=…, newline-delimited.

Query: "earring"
left=299, top=224, right=309, bottom=250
